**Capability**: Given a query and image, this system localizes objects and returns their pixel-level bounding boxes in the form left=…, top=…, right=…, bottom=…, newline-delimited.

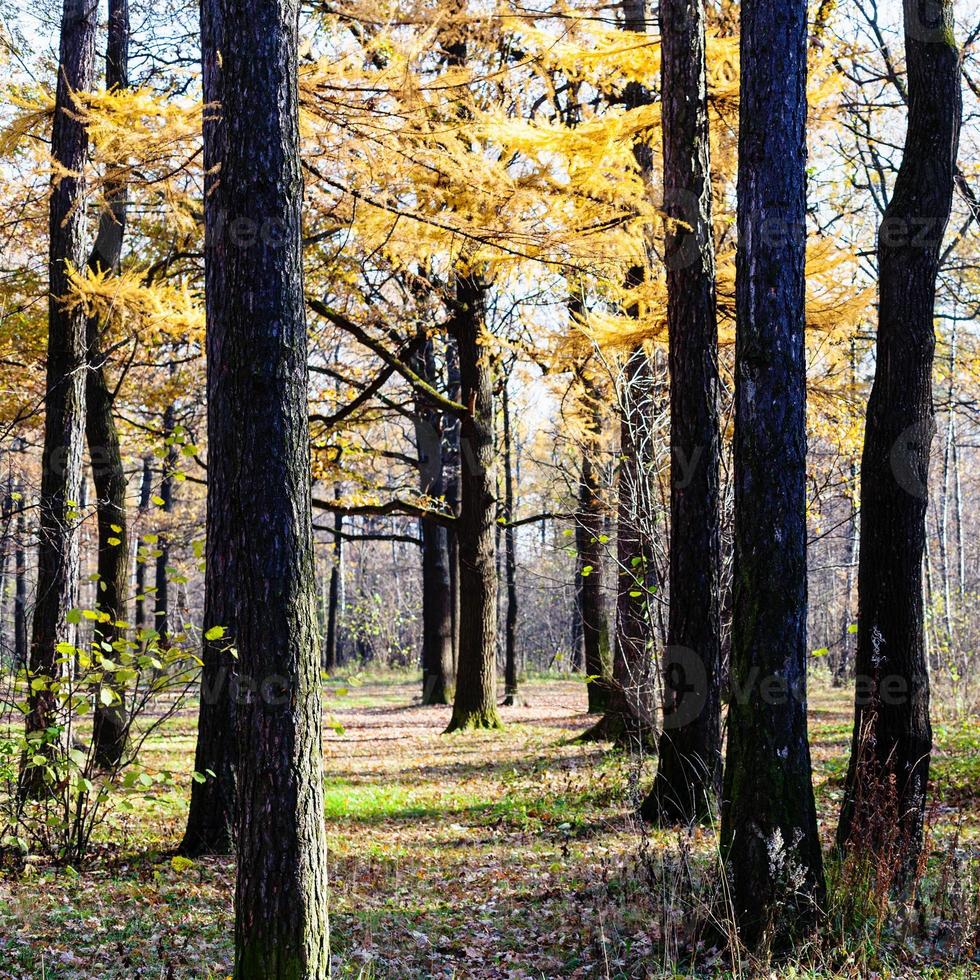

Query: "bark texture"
left=582, top=346, right=657, bottom=747
left=25, top=0, right=97, bottom=773
left=89, top=0, right=131, bottom=769
left=575, top=364, right=612, bottom=716
left=181, top=0, right=237, bottom=858
left=213, top=0, right=330, bottom=966
left=642, top=0, right=722, bottom=825
left=414, top=338, right=453, bottom=705
left=719, top=0, right=824, bottom=946
left=837, top=0, right=961, bottom=880
left=445, top=274, right=500, bottom=732
left=501, top=381, right=519, bottom=707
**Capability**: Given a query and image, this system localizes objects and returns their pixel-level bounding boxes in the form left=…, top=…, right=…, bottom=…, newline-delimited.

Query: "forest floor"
left=0, top=673, right=978, bottom=978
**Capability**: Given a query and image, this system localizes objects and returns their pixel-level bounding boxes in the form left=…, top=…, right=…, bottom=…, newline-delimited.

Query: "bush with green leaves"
left=0, top=608, right=201, bottom=866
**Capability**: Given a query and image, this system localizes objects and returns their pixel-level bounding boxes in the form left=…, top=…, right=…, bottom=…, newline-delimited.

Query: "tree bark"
left=89, top=0, right=131, bottom=769
left=154, top=401, right=176, bottom=649
left=575, top=367, right=612, bottom=716
left=323, top=506, right=343, bottom=672
left=133, top=454, right=152, bottom=629
left=213, top=0, right=330, bottom=966
left=24, top=0, right=97, bottom=787
left=501, top=380, right=519, bottom=706
left=582, top=346, right=657, bottom=747
left=445, top=274, right=501, bottom=732
left=14, top=484, right=28, bottom=671
left=413, top=338, right=453, bottom=705
left=837, top=0, right=961, bottom=882
left=642, top=0, right=722, bottom=825
left=180, top=0, right=237, bottom=859
left=719, top=0, right=824, bottom=945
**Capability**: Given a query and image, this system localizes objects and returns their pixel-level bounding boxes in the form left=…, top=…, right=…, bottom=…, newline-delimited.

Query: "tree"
left=837, top=0, right=961, bottom=881
left=413, top=338, right=453, bottom=705
left=23, top=0, right=97, bottom=788
left=642, top=0, right=722, bottom=824
left=211, top=0, right=330, bottom=965
left=445, top=273, right=501, bottom=731
left=574, top=362, right=612, bottom=716
left=180, top=0, right=237, bottom=857
left=89, top=0, right=132, bottom=770
left=719, top=0, right=825, bottom=946
left=501, top=378, right=519, bottom=706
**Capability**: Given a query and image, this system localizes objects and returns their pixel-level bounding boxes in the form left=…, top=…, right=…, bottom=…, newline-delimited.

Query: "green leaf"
left=847, top=623, right=858, bottom=634
left=99, top=687, right=115, bottom=707
left=204, top=625, right=226, bottom=641
left=66, top=608, right=82, bottom=625
left=580, top=565, right=593, bottom=577
left=811, top=647, right=830, bottom=658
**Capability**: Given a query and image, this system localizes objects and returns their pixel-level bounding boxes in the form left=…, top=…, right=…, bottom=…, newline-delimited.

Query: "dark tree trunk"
left=323, top=507, right=343, bottom=672
left=154, top=402, right=176, bottom=649
left=133, top=454, right=152, bottom=629
left=501, top=381, right=519, bottom=707
left=575, top=368, right=612, bottom=716
left=14, top=486, right=28, bottom=671
left=642, top=0, right=722, bottom=825
left=837, top=0, right=961, bottom=881
left=180, top=0, right=237, bottom=859
left=578, top=343, right=657, bottom=748
left=89, top=0, right=131, bottom=770
left=570, top=576, right=584, bottom=671
left=24, top=0, right=97, bottom=784
left=445, top=337, right=462, bottom=675
left=414, top=338, right=453, bottom=705
left=719, top=0, right=824, bottom=946
left=211, top=0, right=330, bottom=966
left=445, top=274, right=500, bottom=732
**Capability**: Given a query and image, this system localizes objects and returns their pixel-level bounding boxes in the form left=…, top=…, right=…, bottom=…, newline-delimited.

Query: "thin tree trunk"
left=643, top=0, right=722, bottom=824
left=445, top=274, right=500, bottom=732
left=719, top=0, right=824, bottom=944
left=583, top=346, right=657, bottom=747
left=323, top=505, right=343, bottom=672
left=14, top=484, right=28, bottom=671
left=837, top=0, right=961, bottom=883
left=414, top=338, right=453, bottom=705
left=445, top=337, right=462, bottom=676
left=210, top=0, right=330, bottom=967
left=23, top=0, right=97, bottom=790
left=180, top=0, right=237, bottom=858
left=502, top=380, right=519, bottom=707
left=154, top=402, right=176, bottom=649
left=575, top=370, right=612, bottom=716
left=133, top=454, right=152, bottom=629
left=89, top=0, right=131, bottom=769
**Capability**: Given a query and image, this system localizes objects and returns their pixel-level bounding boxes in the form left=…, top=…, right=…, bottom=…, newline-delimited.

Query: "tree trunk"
left=23, top=0, right=97, bottom=789
left=180, top=0, right=238, bottom=859
left=642, top=0, right=722, bottom=825
left=501, top=380, right=519, bottom=707
left=209, top=0, right=330, bottom=967
left=414, top=338, right=453, bottom=705
left=583, top=346, right=657, bottom=747
left=719, top=0, right=824, bottom=945
left=133, top=454, right=152, bottom=628
left=154, top=401, right=176, bottom=648
left=323, top=507, right=343, bottom=672
left=14, top=485, right=28, bottom=671
left=89, top=0, right=131, bottom=769
left=575, top=369, right=612, bottom=716
left=837, top=0, right=961, bottom=883
left=445, top=274, right=500, bottom=732
left=445, top=337, right=462, bottom=676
